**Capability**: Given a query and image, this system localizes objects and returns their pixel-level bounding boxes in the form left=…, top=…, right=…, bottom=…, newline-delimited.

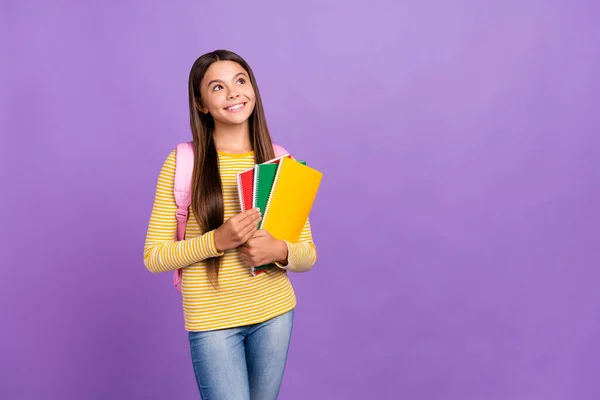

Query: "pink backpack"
left=172, top=141, right=289, bottom=292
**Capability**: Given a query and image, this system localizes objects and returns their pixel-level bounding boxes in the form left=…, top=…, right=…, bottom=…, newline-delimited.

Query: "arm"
left=143, top=150, right=224, bottom=274
left=274, top=217, right=317, bottom=273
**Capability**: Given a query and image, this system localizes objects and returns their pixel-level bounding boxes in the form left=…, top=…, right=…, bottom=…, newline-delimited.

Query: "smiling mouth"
left=225, top=103, right=246, bottom=112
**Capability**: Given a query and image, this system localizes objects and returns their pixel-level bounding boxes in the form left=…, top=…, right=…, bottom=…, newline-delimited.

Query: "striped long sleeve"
left=276, top=218, right=317, bottom=272
left=143, top=150, right=224, bottom=274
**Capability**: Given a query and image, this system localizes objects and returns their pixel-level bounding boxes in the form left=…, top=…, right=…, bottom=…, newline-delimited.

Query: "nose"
left=227, top=90, right=240, bottom=99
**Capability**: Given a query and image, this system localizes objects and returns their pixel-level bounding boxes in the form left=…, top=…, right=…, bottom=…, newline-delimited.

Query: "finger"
left=239, top=211, right=261, bottom=230
left=245, top=231, right=266, bottom=244
left=235, top=208, right=261, bottom=224
left=240, top=219, right=261, bottom=238
left=241, top=228, right=258, bottom=244
left=234, top=216, right=259, bottom=237
left=241, top=254, right=254, bottom=267
left=253, top=229, right=268, bottom=238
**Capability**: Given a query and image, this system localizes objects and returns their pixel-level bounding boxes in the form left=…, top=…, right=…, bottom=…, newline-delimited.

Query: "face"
left=199, top=60, right=256, bottom=126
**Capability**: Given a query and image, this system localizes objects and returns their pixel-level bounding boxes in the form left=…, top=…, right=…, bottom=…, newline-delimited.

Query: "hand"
left=239, top=230, right=288, bottom=267
left=214, top=208, right=262, bottom=252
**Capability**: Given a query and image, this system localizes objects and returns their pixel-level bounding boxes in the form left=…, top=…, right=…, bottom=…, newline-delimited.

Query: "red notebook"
left=236, top=167, right=255, bottom=212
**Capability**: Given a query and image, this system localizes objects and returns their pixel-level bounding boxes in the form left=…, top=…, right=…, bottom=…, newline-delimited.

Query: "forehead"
left=203, top=61, right=248, bottom=83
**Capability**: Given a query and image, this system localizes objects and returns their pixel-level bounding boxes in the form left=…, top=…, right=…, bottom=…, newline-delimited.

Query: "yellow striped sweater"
left=143, top=149, right=317, bottom=331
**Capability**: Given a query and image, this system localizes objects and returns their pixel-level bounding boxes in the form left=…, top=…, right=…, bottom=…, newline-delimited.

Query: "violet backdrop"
left=1, top=0, right=599, bottom=399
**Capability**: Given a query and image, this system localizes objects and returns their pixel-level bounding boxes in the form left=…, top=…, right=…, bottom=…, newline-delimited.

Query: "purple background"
left=2, top=1, right=599, bottom=399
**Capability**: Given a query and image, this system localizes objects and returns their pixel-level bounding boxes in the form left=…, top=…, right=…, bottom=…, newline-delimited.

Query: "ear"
left=195, top=98, right=208, bottom=114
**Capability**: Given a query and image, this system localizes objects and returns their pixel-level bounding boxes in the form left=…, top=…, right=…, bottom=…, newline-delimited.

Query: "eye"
left=237, top=78, right=246, bottom=85
left=212, top=84, right=223, bottom=91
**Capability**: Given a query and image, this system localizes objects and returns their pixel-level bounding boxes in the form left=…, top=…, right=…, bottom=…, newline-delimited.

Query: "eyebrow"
left=206, top=72, right=248, bottom=88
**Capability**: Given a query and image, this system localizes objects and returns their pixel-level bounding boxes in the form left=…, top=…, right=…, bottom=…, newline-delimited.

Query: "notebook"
left=251, top=158, right=305, bottom=275
left=236, top=154, right=290, bottom=212
left=252, top=157, right=322, bottom=275
left=236, top=167, right=255, bottom=212
left=251, top=159, right=306, bottom=274
left=254, top=159, right=306, bottom=220
left=253, top=163, right=279, bottom=214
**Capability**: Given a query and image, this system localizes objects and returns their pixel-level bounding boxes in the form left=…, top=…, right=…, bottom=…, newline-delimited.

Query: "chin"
left=219, top=111, right=254, bottom=126
left=221, top=113, right=248, bottom=125
left=215, top=117, right=249, bottom=126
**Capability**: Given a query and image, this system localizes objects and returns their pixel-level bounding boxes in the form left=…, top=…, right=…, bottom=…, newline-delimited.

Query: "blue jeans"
left=188, top=310, right=294, bottom=400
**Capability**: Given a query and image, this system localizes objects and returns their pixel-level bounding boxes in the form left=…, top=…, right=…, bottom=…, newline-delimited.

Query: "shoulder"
left=156, top=149, right=177, bottom=179
left=164, top=148, right=177, bottom=166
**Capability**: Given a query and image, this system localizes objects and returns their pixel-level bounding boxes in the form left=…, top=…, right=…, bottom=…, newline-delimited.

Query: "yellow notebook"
left=261, top=156, right=323, bottom=242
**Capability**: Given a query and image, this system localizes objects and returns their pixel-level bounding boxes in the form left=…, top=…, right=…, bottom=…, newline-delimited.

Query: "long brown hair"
left=187, top=50, right=275, bottom=287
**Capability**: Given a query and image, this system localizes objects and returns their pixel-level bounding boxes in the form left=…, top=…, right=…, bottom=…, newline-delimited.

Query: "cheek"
left=244, top=91, right=256, bottom=110
left=214, top=100, right=227, bottom=112
left=243, top=87, right=256, bottom=101
left=204, top=93, right=224, bottom=112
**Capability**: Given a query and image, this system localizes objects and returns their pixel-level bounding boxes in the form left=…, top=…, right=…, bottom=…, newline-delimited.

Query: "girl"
left=143, top=49, right=317, bottom=400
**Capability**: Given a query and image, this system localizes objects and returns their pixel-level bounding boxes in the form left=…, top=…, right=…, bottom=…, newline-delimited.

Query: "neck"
left=213, top=121, right=252, bottom=154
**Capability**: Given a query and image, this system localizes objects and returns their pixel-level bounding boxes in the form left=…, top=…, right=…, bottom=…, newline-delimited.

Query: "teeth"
left=227, top=104, right=244, bottom=111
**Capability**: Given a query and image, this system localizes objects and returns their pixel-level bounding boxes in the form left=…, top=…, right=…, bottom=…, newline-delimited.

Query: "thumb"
left=253, top=229, right=268, bottom=238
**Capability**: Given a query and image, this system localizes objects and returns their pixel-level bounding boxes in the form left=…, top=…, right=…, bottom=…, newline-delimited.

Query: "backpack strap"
left=272, top=143, right=288, bottom=157
left=172, top=141, right=288, bottom=291
left=174, top=141, right=194, bottom=240
left=173, top=141, right=194, bottom=292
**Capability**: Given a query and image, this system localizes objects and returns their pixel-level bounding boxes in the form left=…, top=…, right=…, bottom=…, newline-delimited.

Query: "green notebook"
left=253, top=163, right=279, bottom=220
left=252, top=159, right=305, bottom=274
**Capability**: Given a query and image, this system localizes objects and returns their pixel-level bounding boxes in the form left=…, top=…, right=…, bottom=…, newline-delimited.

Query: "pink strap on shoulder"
left=174, top=141, right=194, bottom=240
left=173, top=141, right=194, bottom=292
left=272, top=143, right=288, bottom=157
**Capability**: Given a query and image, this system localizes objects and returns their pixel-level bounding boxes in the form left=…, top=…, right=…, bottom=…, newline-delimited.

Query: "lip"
left=224, top=102, right=247, bottom=113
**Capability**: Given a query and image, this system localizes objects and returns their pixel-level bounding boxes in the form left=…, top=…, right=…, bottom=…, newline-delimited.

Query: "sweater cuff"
left=196, top=229, right=224, bottom=259
left=274, top=240, right=292, bottom=270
